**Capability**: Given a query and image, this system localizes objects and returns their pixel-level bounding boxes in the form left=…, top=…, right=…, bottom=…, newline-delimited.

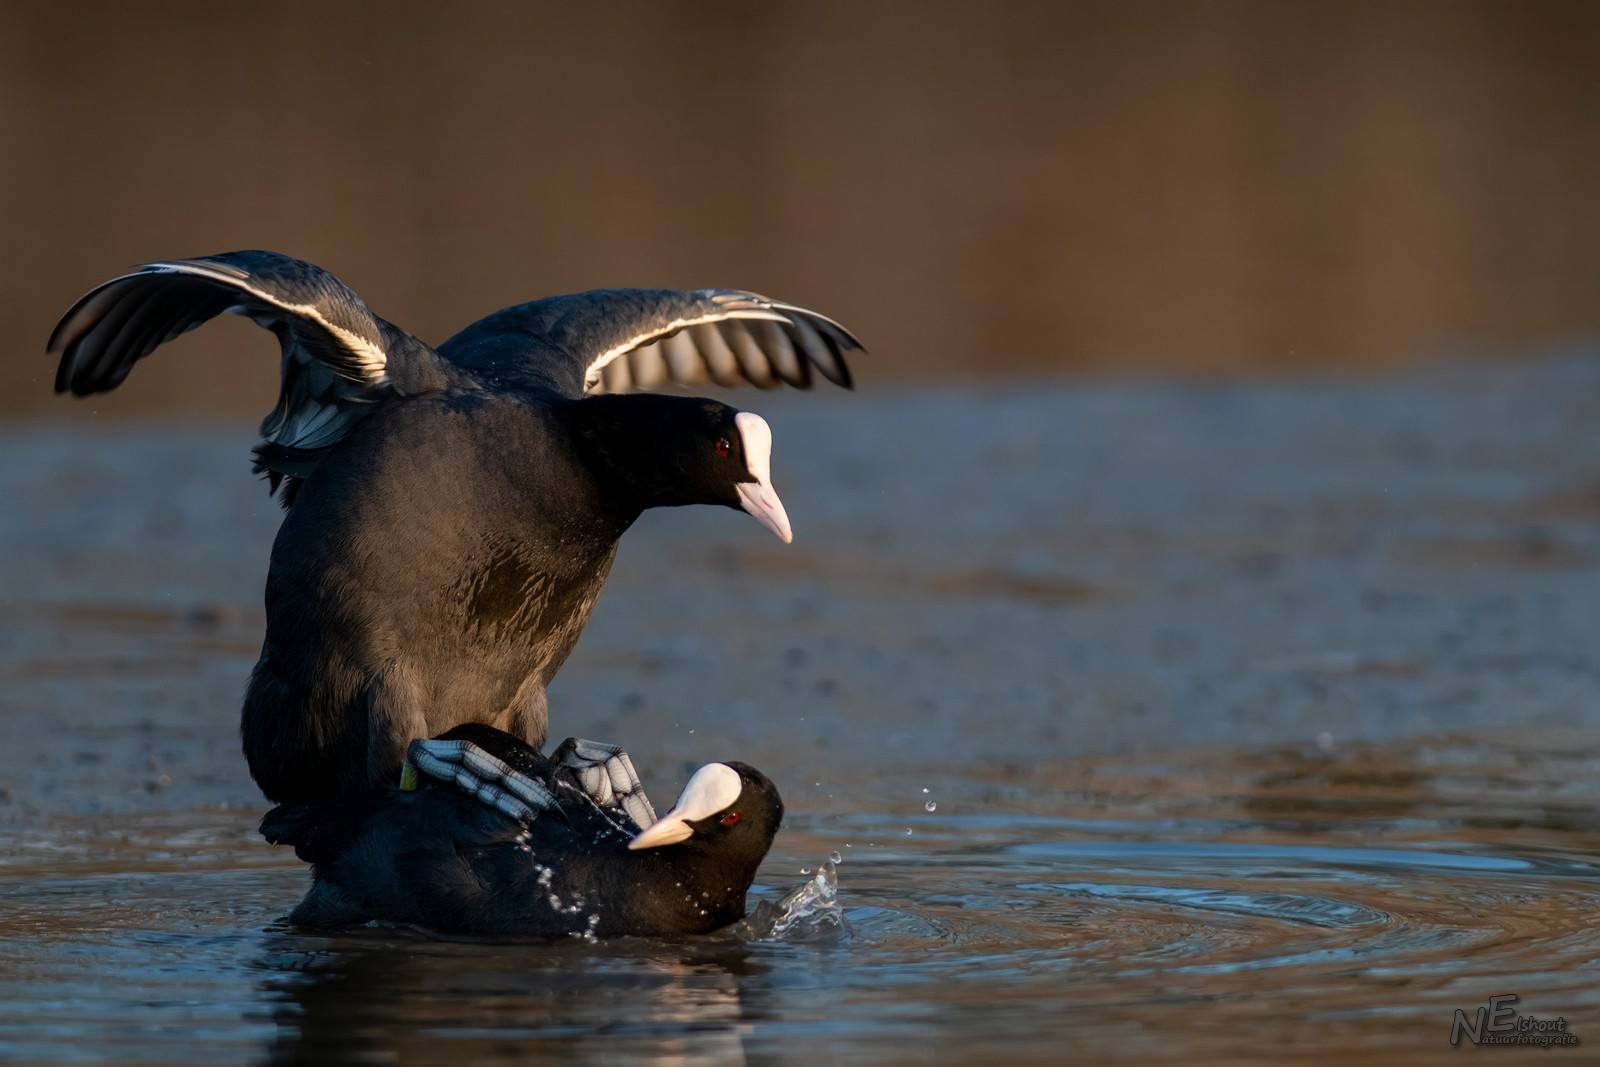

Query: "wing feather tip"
left=813, top=357, right=853, bottom=389
left=45, top=319, right=73, bottom=356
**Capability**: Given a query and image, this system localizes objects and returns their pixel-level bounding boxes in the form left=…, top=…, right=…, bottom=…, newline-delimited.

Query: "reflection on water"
left=0, top=736, right=1596, bottom=1064
left=254, top=928, right=763, bottom=1064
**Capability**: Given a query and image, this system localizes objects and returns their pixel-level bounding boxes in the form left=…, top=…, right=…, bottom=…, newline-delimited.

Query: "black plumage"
left=48, top=251, right=862, bottom=802
left=262, top=726, right=784, bottom=939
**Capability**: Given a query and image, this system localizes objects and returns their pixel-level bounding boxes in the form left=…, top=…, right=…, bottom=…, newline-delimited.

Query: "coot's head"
left=627, top=761, right=784, bottom=870
left=672, top=402, right=791, bottom=543
left=582, top=396, right=793, bottom=543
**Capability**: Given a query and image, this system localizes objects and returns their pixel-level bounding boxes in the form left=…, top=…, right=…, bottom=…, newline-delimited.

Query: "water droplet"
left=828, top=850, right=842, bottom=864
left=587, top=914, right=600, bottom=927
left=925, top=800, right=937, bottom=812
left=921, top=787, right=929, bottom=794
left=904, top=827, right=913, bottom=836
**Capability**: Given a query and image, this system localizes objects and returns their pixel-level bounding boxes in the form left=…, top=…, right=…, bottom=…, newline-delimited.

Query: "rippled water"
left=1, top=737, right=1597, bottom=1062
left=5, top=362, right=1600, bottom=1060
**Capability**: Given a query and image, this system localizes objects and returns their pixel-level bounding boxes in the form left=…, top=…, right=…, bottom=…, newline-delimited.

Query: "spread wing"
left=438, top=288, right=863, bottom=398
left=49, top=250, right=448, bottom=501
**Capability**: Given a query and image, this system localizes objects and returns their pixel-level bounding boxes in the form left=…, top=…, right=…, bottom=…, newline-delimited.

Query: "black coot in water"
left=261, top=725, right=783, bottom=938
left=48, top=252, right=861, bottom=802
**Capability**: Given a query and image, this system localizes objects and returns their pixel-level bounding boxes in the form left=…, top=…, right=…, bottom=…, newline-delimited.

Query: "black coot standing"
left=262, top=724, right=784, bottom=938
left=48, top=251, right=861, bottom=802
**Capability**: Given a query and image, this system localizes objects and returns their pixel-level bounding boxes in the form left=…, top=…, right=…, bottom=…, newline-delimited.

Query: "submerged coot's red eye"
left=714, top=437, right=731, bottom=457
left=721, top=811, right=740, bottom=825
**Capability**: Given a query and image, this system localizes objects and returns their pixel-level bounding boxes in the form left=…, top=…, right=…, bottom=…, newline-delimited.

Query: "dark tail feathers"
left=260, top=800, right=364, bottom=866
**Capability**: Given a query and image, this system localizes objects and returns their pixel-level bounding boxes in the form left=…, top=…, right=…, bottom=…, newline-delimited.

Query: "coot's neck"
left=565, top=394, right=713, bottom=514
left=616, top=846, right=757, bottom=934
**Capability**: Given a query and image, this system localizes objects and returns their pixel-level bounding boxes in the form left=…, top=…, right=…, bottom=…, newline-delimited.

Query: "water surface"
left=3, top=360, right=1599, bottom=1061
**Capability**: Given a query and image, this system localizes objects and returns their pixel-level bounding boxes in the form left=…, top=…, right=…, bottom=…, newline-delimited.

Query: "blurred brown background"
left=2, top=0, right=1597, bottom=417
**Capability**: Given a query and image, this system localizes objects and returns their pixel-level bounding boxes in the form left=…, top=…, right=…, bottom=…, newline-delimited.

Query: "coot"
left=262, top=724, right=783, bottom=938
left=49, top=252, right=861, bottom=801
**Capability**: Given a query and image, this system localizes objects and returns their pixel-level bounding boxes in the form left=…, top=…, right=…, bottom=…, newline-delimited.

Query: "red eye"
left=720, top=812, right=740, bottom=825
left=714, top=437, right=731, bottom=457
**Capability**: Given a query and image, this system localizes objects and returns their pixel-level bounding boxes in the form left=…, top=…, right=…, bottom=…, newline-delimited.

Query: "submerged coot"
left=48, top=252, right=861, bottom=802
left=262, top=725, right=783, bottom=938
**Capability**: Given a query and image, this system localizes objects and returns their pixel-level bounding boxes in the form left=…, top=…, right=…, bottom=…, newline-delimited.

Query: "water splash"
left=740, top=859, right=847, bottom=942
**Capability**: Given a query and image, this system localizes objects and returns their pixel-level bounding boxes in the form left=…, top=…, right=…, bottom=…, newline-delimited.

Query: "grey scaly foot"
left=402, top=738, right=558, bottom=822
left=550, top=737, right=658, bottom=830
